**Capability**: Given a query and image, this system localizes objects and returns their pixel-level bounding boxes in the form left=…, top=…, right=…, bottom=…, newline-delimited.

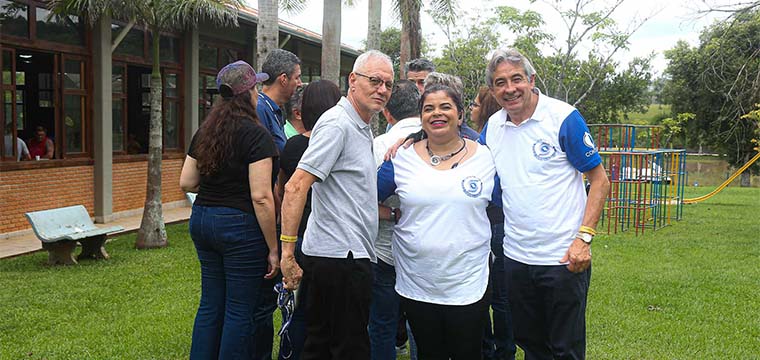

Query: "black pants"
left=504, top=257, right=591, bottom=360
left=300, top=252, right=373, bottom=360
left=401, top=291, right=490, bottom=360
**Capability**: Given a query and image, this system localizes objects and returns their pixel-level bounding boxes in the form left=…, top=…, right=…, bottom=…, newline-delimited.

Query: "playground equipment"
left=683, top=152, right=760, bottom=204
left=589, top=124, right=686, bottom=235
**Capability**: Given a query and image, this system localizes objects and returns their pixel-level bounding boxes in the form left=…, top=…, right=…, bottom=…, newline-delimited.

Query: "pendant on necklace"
left=430, top=155, right=442, bottom=166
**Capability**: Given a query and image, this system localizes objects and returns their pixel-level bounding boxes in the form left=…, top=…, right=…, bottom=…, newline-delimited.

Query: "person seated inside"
left=3, top=126, right=31, bottom=161
left=28, top=126, right=54, bottom=160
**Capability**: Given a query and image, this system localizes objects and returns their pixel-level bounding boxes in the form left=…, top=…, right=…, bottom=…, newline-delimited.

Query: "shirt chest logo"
left=532, top=139, right=557, bottom=161
left=461, top=176, right=483, bottom=198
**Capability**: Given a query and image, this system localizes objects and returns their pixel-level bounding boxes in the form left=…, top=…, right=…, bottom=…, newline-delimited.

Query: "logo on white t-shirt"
left=461, top=176, right=483, bottom=198
left=532, top=139, right=557, bottom=161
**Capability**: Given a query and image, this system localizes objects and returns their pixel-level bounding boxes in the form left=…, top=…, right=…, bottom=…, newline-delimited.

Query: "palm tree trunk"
left=321, top=0, right=341, bottom=84
left=367, top=0, right=381, bottom=50
left=399, top=0, right=421, bottom=78
left=136, top=29, right=167, bottom=249
left=257, top=0, right=279, bottom=69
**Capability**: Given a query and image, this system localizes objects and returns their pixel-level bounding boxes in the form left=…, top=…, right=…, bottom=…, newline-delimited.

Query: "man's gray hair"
left=386, top=80, right=420, bottom=121
left=405, top=58, right=435, bottom=75
left=486, top=48, right=536, bottom=88
left=353, top=50, right=394, bottom=76
left=423, top=72, right=464, bottom=101
left=261, top=49, right=302, bottom=86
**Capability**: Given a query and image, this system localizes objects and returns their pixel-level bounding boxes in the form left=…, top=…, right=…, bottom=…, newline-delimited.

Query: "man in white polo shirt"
left=480, top=48, right=610, bottom=360
left=279, top=50, right=394, bottom=360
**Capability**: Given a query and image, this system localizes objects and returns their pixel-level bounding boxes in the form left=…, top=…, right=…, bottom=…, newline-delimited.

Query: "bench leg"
left=42, top=241, right=78, bottom=265
left=77, top=235, right=110, bottom=261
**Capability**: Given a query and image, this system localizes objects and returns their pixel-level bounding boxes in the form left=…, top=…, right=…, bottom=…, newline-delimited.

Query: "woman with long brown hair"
left=179, top=60, right=279, bottom=359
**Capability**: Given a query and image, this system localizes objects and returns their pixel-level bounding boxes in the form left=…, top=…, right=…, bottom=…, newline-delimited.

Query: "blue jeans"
left=369, top=259, right=400, bottom=360
left=189, top=205, right=268, bottom=360
left=484, top=222, right=516, bottom=360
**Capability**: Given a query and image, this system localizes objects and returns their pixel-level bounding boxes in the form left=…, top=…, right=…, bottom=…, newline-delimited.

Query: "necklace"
left=426, top=138, right=465, bottom=166
left=450, top=142, right=469, bottom=169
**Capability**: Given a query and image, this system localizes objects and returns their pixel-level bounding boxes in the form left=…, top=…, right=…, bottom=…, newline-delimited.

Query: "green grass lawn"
left=1, top=186, right=758, bottom=359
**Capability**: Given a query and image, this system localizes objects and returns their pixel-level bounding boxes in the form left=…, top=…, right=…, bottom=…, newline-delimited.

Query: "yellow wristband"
left=579, top=226, right=597, bottom=236
left=280, top=234, right=298, bottom=243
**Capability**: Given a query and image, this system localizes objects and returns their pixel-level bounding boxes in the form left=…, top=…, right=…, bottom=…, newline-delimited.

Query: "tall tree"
left=256, top=0, right=305, bottom=69
left=256, top=0, right=279, bottom=69
left=366, top=0, right=382, bottom=51
left=321, top=0, right=341, bottom=84
left=394, top=0, right=456, bottom=78
left=663, top=9, right=760, bottom=185
left=49, top=0, right=245, bottom=248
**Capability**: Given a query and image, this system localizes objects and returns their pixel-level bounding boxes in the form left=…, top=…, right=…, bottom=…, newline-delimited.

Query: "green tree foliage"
left=434, top=18, right=499, bottom=106
left=431, top=4, right=653, bottom=124
left=663, top=9, right=760, bottom=176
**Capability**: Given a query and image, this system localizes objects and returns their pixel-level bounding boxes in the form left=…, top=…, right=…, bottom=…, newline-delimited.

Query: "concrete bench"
left=25, top=205, right=124, bottom=265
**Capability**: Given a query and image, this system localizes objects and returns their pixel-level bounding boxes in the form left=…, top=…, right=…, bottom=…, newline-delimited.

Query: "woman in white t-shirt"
left=377, top=84, right=497, bottom=359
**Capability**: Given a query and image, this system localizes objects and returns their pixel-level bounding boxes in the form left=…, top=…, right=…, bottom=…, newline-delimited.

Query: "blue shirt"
left=257, top=92, right=287, bottom=153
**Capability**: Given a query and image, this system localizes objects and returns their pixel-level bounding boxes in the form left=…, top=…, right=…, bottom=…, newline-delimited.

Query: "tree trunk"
left=399, top=27, right=410, bottom=79
left=136, top=30, right=167, bottom=249
left=399, top=0, right=421, bottom=78
left=256, top=0, right=279, bottom=70
left=366, top=0, right=381, bottom=51
left=321, top=0, right=341, bottom=84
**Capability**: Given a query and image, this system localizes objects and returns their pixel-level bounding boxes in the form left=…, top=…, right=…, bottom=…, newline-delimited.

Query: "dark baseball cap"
left=216, top=60, right=269, bottom=98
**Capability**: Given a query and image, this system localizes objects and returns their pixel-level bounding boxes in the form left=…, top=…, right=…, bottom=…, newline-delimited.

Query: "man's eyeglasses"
left=355, top=72, right=393, bottom=91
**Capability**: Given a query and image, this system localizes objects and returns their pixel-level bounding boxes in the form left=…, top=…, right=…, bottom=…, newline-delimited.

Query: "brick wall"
left=0, top=166, right=94, bottom=234
left=0, top=159, right=186, bottom=235
left=113, top=159, right=185, bottom=212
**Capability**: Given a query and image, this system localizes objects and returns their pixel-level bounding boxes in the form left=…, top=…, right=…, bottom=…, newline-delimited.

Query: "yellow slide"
left=684, top=152, right=760, bottom=204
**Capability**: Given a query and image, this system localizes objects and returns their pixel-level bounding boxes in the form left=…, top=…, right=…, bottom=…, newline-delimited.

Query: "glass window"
left=112, top=99, right=124, bottom=151
left=0, top=0, right=29, bottom=38
left=165, top=73, right=177, bottom=98
left=64, top=94, right=84, bottom=153
left=38, top=73, right=52, bottom=107
left=2, top=51, right=12, bottom=85
left=220, top=48, right=240, bottom=67
left=164, top=101, right=179, bottom=149
left=2, top=91, right=13, bottom=159
left=154, top=35, right=180, bottom=63
left=15, top=71, right=24, bottom=85
left=199, top=43, right=217, bottom=69
left=36, top=7, right=85, bottom=46
left=15, top=91, right=23, bottom=130
left=113, top=23, right=145, bottom=58
left=112, top=65, right=125, bottom=94
left=64, top=60, right=83, bottom=89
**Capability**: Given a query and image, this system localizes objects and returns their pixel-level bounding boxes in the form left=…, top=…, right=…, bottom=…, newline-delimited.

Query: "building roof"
left=238, top=6, right=361, bottom=57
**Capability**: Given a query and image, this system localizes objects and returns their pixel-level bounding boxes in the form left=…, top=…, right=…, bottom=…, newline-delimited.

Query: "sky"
left=250, top=0, right=733, bottom=76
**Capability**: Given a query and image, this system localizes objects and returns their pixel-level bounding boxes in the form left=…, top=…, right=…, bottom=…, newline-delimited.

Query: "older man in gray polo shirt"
left=280, top=49, right=394, bottom=360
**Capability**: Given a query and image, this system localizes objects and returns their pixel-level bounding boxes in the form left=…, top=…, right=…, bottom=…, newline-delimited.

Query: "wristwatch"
left=576, top=231, right=593, bottom=244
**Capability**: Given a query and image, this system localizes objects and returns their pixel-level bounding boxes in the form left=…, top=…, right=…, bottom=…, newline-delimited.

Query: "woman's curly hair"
left=193, top=90, right=260, bottom=175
